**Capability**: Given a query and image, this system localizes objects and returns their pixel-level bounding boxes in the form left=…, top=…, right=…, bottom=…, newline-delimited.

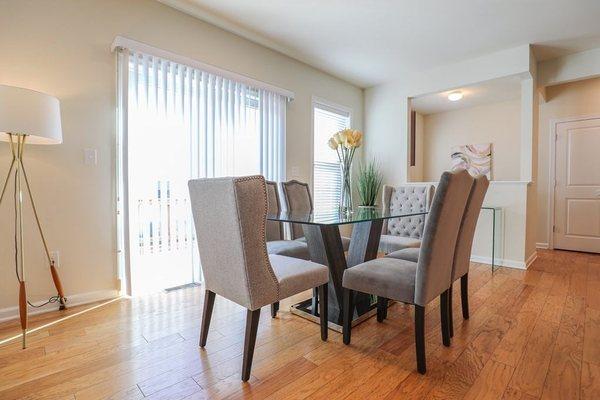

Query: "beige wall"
left=537, top=77, right=600, bottom=246
left=421, top=99, right=522, bottom=181
left=0, top=0, right=363, bottom=313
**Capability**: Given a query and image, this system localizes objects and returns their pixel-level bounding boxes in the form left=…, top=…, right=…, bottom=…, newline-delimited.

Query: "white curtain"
left=127, top=49, right=287, bottom=181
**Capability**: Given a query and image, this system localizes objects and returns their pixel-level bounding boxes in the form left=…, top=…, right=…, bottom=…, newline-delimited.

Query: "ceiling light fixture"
left=448, top=91, right=463, bottom=101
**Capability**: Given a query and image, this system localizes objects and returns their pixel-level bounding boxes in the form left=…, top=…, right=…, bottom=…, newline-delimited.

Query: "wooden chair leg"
left=318, top=284, right=328, bottom=341
left=342, top=289, right=353, bottom=345
left=241, top=308, right=261, bottom=382
left=311, top=288, right=319, bottom=316
left=440, top=290, right=451, bottom=347
left=199, top=290, right=215, bottom=348
left=415, top=305, right=426, bottom=374
left=271, top=302, right=279, bottom=318
left=377, top=297, right=388, bottom=322
left=461, top=273, right=469, bottom=319
left=449, top=284, right=454, bottom=338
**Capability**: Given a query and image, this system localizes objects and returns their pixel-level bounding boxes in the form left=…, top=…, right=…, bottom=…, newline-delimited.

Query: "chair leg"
left=271, top=302, right=279, bottom=318
left=415, top=305, right=426, bottom=374
left=199, top=290, right=215, bottom=348
left=461, top=273, right=469, bottom=319
left=449, top=284, right=454, bottom=338
left=318, top=284, right=328, bottom=341
left=241, top=309, right=261, bottom=382
left=440, top=290, right=451, bottom=347
left=312, top=288, right=319, bottom=316
left=377, top=297, right=388, bottom=322
left=342, top=289, right=353, bottom=345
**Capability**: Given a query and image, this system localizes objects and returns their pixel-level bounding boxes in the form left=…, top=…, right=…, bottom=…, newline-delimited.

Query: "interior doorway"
left=552, top=117, right=600, bottom=253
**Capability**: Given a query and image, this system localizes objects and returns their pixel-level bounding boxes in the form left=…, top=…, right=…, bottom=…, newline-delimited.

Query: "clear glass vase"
left=339, top=162, right=353, bottom=214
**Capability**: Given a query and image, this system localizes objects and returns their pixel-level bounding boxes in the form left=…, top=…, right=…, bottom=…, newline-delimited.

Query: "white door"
left=554, top=118, right=600, bottom=253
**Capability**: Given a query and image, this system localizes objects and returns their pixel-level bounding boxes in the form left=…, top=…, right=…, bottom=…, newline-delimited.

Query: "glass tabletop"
left=267, top=208, right=428, bottom=226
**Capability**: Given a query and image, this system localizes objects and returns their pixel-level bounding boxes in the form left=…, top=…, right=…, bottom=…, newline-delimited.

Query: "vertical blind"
left=124, top=49, right=288, bottom=181
left=313, top=102, right=351, bottom=213
left=116, top=47, right=290, bottom=292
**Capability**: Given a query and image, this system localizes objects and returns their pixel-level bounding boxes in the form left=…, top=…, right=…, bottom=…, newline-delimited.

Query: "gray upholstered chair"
left=281, top=180, right=350, bottom=251
left=341, top=170, right=474, bottom=374
left=387, top=175, right=490, bottom=337
left=379, top=184, right=434, bottom=254
left=265, top=180, right=311, bottom=318
left=188, top=175, right=330, bottom=381
left=265, top=181, right=310, bottom=261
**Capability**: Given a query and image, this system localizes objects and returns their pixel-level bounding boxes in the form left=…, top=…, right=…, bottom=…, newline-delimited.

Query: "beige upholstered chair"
left=281, top=179, right=350, bottom=251
left=188, top=175, right=329, bottom=381
left=341, top=170, right=474, bottom=374
left=379, top=184, right=434, bottom=254
left=386, top=175, right=489, bottom=337
left=265, top=181, right=310, bottom=260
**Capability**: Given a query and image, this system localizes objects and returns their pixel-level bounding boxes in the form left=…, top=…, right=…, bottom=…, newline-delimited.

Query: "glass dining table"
left=267, top=207, right=428, bottom=331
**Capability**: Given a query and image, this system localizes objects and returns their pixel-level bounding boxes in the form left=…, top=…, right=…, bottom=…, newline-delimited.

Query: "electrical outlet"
left=49, top=250, right=60, bottom=268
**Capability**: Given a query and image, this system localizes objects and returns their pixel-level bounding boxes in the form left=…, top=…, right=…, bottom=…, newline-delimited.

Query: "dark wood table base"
left=292, top=219, right=384, bottom=329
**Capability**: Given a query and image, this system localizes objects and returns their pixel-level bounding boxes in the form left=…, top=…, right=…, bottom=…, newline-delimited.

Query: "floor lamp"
left=0, top=85, right=67, bottom=348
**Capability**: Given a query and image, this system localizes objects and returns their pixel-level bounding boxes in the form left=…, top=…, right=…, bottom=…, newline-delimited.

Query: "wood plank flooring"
left=0, top=249, right=599, bottom=399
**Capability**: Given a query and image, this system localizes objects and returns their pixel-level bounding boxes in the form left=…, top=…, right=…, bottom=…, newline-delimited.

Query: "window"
left=312, top=100, right=351, bottom=213
left=116, top=46, right=290, bottom=294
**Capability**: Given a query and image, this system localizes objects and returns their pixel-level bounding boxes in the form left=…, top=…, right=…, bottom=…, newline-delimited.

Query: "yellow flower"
left=333, top=132, right=343, bottom=144
left=328, top=137, right=339, bottom=150
left=331, top=129, right=363, bottom=150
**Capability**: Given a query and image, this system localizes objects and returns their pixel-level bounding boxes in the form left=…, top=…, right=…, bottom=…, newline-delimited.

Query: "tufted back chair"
left=188, top=175, right=280, bottom=311
left=414, top=170, right=473, bottom=306
left=281, top=180, right=313, bottom=239
left=265, top=180, right=284, bottom=241
left=382, top=185, right=434, bottom=239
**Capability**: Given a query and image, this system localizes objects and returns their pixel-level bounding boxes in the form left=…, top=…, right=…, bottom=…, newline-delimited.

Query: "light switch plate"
left=84, top=149, right=97, bottom=165
left=290, top=166, right=300, bottom=178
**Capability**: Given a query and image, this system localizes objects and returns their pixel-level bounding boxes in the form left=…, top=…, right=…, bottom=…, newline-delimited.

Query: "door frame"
left=547, top=114, right=600, bottom=250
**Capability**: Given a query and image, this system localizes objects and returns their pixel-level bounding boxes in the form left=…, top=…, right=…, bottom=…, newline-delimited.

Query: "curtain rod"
left=111, top=36, right=295, bottom=100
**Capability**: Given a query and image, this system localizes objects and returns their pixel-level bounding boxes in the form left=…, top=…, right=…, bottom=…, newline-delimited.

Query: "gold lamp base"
left=0, top=133, right=67, bottom=349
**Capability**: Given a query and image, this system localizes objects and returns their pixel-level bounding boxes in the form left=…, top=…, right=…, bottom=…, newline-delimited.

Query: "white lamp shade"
left=0, top=85, right=62, bottom=145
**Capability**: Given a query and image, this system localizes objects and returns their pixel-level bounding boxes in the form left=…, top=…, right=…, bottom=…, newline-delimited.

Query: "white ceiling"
left=160, top=0, right=600, bottom=88
left=411, top=76, right=522, bottom=115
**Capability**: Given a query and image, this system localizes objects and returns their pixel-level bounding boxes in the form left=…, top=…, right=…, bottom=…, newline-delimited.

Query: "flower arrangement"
left=328, top=129, right=363, bottom=214
left=357, top=160, right=383, bottom=208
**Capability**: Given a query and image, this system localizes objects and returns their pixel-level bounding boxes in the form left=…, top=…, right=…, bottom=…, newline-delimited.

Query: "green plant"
left=357, top=160, right=383, bottom=206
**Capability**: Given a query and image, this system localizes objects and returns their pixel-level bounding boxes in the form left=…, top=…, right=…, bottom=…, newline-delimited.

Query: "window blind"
left=313, top=102, right=351, bottom=213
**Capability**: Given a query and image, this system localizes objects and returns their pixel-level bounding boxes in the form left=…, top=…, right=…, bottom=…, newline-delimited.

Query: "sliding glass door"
left=117, top=48, right=288, bottom=295
left=127, top=55, right=199, bottom=294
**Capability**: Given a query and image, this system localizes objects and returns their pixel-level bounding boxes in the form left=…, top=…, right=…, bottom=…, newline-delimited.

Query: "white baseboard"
left=0, top=289, right=120, bottom=323
left=536, top=242, right=549, bottom=249
left=470, top=255, right=527, bottom=270
left=471, top=250, right=538, bottom=270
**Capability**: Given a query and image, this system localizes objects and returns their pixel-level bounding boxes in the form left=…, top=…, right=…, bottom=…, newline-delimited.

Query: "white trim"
left=470, top=255, right=526, bottom=269
left=0, top=290, right=120, bottom=323
left=111, top=36, right=295, bottom=100
left=116, top=49, right=132, bottom=296
left=536, top=242, right=549, bottom=249
left=547, top=114, right=600, bottom=250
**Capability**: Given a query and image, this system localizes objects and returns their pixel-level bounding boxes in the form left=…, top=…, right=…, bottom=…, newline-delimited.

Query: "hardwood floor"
left=0, top=249, right=599, bottom=399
